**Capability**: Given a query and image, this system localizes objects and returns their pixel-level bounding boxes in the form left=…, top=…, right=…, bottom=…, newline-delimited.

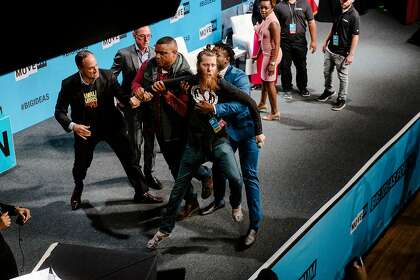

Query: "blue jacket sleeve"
left=215, top=101, right=249, bottom=118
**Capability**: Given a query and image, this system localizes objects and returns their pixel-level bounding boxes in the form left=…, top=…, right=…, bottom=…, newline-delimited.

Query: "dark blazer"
left=111, top=44, right=155, bottom=94
left=55, top=69, right=130, bottom=133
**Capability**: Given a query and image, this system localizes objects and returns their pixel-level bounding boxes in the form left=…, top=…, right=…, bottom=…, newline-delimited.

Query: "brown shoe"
left=177, top=198, right=200, bottom=221
left=70, top=190, right=82, bottom=211
left=201, top=176, right=213, bottom=199
left=134, top=192, right=164, bottom=204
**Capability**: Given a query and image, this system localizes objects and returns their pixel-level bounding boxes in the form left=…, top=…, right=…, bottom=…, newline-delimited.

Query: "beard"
left=198, top=70, right=219, bottom=92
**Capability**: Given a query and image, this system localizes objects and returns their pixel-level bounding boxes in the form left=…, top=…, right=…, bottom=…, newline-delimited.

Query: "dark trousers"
left=0, top=234, right=18, bottom=280
left=72, top=129, right=148, bottom=195
left=280, top=35, right=308, bottom=92
left=122, top=107, right=156, bottom=176
left=160, top=138, right=242, bottom=234
left=157, top=138, right=196, bottom=202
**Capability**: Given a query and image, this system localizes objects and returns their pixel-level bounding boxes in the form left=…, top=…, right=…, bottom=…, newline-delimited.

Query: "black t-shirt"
left=275, top=0, right=314, bottom=37
left=81, top=81, right=100, bottom=130
left=328, top=6, right=360, bottom=57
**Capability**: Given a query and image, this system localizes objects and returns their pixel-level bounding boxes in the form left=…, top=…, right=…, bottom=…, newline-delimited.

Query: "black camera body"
left=16, top=215, right=24, bottom=225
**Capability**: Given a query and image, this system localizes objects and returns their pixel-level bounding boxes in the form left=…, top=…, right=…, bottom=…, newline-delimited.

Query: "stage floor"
left=1, top=9, right=420, bottom=280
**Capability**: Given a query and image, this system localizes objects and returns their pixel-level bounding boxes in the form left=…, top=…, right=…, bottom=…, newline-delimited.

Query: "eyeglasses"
left=135, top=34, right=152, bottom=40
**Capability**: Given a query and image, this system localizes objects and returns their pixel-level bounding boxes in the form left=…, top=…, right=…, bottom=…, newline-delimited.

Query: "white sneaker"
left=147, top=230, right=170, bottom=250
left=244, top=229, right=257, bottom=247
left=232, top=207, right=243, bottom=223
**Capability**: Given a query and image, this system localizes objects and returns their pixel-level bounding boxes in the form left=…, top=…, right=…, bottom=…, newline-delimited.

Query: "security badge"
left=332, top=34, right=339, bottom=46
left=190, top=85, right=225, bottom=133
left=289, top=23, right=297, bottom=34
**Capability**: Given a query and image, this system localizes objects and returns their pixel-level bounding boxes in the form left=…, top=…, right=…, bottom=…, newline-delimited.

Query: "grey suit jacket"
left=111, top=44, right=155, bottom=94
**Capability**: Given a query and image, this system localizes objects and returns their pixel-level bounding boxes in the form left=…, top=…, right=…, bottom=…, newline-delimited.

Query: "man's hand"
left=322, top=42, right=328, bottom=53
left=256, top=134, right=266, bottom=148
left=180, top=81, right=190, bottom=94
left=15, top=207, right=31, bottom=224
left=142, top=91, right=153, bottom=102
left=310, top=41, right=317, bottom=53
left=133, top=87, right=145, bottom=101
left=130, top=96, right=141, bottom=108
left=345, top=54, right=354, bottom=65
left=73, top=124, right=91, bottom=140
left=152, top=81, right=167, bottom=94
left=195, top=101, right=214, bottom=114
left=0, top=212, right=11, bottom=230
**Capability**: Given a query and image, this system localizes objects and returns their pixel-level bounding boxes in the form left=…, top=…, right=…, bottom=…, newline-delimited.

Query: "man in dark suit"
left=111, top=26, right=162, bottom=190
left=0, top=203, right=31, bottom=279
left=55, top=50, right=163, bottom=210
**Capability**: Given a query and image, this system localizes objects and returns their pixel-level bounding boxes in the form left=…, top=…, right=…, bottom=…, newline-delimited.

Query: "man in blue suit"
left=201, top=43, right=264, bottom=247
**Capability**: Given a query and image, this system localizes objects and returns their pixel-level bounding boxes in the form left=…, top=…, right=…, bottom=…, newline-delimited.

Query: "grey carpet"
left=1, top=9, right=419, bottom=280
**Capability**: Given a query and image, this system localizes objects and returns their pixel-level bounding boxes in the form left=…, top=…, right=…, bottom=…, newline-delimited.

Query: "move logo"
left=102, top=34, right=126, bottom=49
left=200, top=0, right=215, bottom=7
left=298, top=259, right=317, bottom=280
left=350, top=203, right=368, bottom=234
left=350, top=152, right=415, bottom=234
left=21, top=93, right=50, bottom=111
left=170, top=2, right=190, bottom=23
left=15, top=61, right=47, bottom=81
left=199, top=19, right=217, bottom=40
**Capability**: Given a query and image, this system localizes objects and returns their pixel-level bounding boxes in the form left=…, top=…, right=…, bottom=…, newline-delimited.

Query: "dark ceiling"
left=0, top=1, right=181, bottom=76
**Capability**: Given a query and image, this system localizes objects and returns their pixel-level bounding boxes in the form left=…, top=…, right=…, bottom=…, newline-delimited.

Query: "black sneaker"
left=299, top=89, right=310, bottom=97
left=332, top=99, right=346, bottom=111
left=317, top=89, right=336, bottom=102
left=145, top=175, right=163, bottom=190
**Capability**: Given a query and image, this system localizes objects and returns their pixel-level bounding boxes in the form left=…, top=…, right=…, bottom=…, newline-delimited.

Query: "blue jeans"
left=213, top=137, right=262, bottom=231
left=160, top=137, right=243, bottom=234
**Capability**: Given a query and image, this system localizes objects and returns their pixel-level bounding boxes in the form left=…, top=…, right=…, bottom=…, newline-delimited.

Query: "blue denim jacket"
left=215, top=65, right=255, bottom=142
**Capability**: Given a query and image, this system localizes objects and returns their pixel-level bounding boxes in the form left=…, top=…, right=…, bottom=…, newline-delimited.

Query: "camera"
left=16, top=215, right=24, bottom=225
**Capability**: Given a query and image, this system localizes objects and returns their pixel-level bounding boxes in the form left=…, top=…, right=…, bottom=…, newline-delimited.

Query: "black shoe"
left=331, top=99, right=346, bottom=111
left=299, top=89, right=310, bottom=97
left=317, top=89, right=336, bottom=102
left=177, top=198, right=200, bottom=221
left=70, top=190, right=82, bottom=211
left=134, top=192, right=164, bottom=204
left=201, top=176, right=213, bottom=199
left=146, top=175, right=163, bottom=190
left=201, top=201, right=225, bottom=215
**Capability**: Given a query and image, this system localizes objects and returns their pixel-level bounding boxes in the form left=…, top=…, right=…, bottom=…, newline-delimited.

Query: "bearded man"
left=146, top=48, right=265, bottom=249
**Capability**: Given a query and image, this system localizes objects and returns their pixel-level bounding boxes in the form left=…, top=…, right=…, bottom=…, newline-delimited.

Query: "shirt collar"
left=218, top=65, right=229, bottom=78
left=79, top=72, right=96, bottom=86
left=342, top=5, right=353, bottom=14
left=135, top=44, right=149, bottom=55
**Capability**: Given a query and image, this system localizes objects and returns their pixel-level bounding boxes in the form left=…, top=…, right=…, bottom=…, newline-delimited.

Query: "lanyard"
left=288, top=3, right=295, bottom=24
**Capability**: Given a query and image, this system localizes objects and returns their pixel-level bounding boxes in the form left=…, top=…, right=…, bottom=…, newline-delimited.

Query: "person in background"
left=111, top=26, right=162, bottom=190
left=256, top=0, right=282, bottom=121
left=317, top=0, right=360, bottom=111
left=55, top=50, right=163, bottom=211
left=275, top=0, right=317, bottom=99
left=0, top=203, right=31, bottom=280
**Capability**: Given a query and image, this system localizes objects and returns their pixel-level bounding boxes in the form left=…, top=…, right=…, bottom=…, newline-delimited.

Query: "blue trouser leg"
left=160, top=144, right=204, bottom=234
left=212, top=138, right=243, bottom=209
left=236, top=137, right=262, bottom=231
